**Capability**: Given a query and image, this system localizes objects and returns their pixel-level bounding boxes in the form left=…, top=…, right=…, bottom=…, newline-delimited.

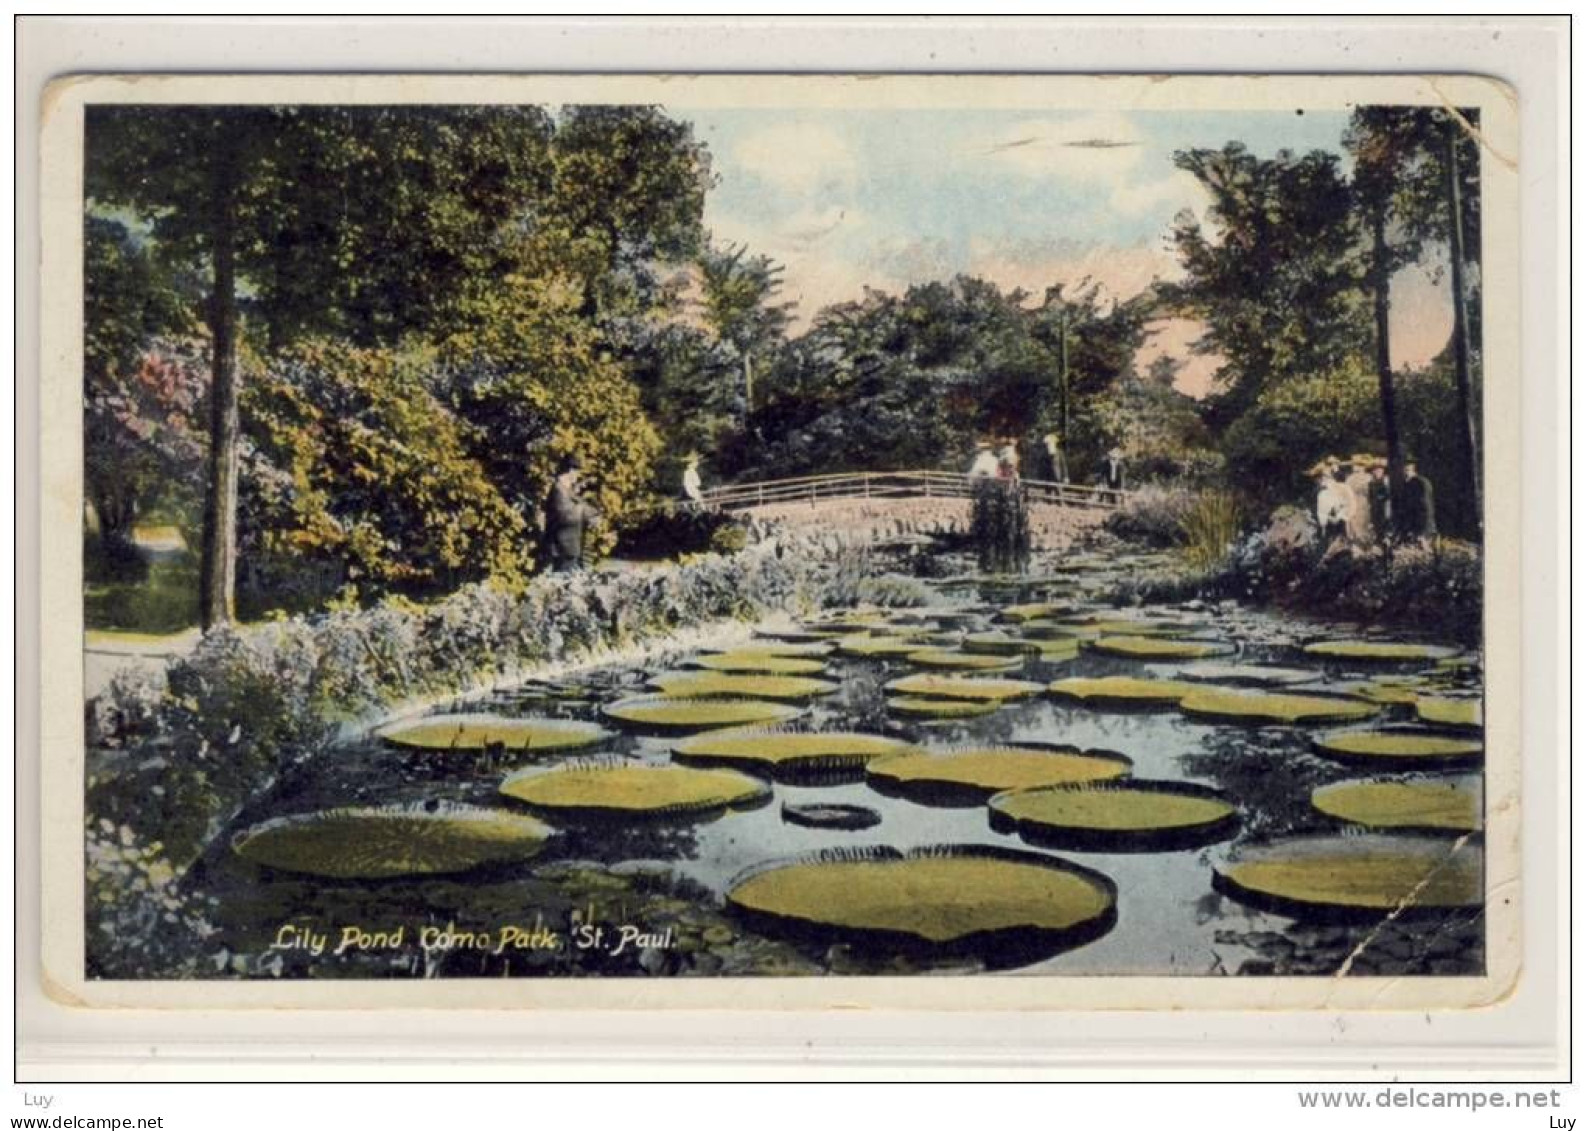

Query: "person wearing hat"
left=1342, top=456, right=1374, bottom=542
left=543, top=453, right=599, bottom=573
left=681, top=451, right=705, bottom=507
left=1394, top=458, right=1437, bottom=542
left=1313, top=459, right=1354, bottom=548
left=1102, top=446, right=1127, bottom=496
left=1042, top=431, right=1069, bottom=485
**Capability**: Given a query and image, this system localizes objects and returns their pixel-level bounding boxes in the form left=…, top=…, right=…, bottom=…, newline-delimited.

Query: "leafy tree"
left=1164, top=144, right=1369, bottom=429
left=83, top=218, right=202, bottom=552
left=697, top=243, right=793, bottom=419
left=546, top=105, right=713, bottom=328
left=439, top=231, right=662, bottom=563
left=242, top=341, right=528, bottom=600
left=1345, top=105, right=1482, bottom=536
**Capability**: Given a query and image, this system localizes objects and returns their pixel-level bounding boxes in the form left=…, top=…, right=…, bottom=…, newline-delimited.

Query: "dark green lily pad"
left=780, top=802, right=882, bottom=831
left=232, top=803, right=552, bottom=880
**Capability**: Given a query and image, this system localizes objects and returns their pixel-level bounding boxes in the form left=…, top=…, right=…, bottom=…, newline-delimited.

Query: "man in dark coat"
left=1367, top=461, right=1392, bottom=542
left=1394, top=460, right=1437, bottom=541
left=543, top=455, right=597, bottom=573
left=1102, top=447, right=1126, bottom=496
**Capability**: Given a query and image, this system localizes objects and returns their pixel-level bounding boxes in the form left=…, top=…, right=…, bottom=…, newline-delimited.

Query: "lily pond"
left=197, top=551, right=1485, bottom=979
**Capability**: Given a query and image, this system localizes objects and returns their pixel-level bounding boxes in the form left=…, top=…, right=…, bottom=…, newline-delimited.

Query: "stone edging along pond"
left=86, top=542, right=835, bottom=878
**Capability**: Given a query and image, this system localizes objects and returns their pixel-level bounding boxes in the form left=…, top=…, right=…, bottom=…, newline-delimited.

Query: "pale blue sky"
left=679, top=105, right=1450, bottom=388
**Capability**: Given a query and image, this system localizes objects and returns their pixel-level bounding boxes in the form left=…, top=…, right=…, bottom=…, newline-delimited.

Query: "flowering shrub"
left=86, top=547, right=822, bottom=872
left=1104, top=484, right=1198, bottom=547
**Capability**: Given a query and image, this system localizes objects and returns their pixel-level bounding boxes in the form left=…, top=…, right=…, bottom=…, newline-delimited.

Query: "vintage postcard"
left=38, top=73, right=1521, bottom=1010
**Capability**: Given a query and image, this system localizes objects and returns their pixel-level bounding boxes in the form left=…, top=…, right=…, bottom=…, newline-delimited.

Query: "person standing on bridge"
left=681, top=451, right=705, bottom=508
left=996, top=441, right=1020, bottom=480
left=1042, top=432, right=1069, bottom=484
left=1102, top=446, right=1127, bottom=496
left=968, top=441, right=1000, bottom=479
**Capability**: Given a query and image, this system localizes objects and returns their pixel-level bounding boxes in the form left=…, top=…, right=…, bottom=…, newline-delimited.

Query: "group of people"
left=1313, top=454, right=1436, bottom=551
left=966, top=435, right=1126, bottom=493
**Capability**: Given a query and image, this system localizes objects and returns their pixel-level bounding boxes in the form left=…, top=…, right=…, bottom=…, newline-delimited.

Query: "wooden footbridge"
left=701, top=470, right=1124, bottom=513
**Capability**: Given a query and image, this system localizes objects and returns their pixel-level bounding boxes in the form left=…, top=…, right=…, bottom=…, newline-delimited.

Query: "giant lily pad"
left=500, top=762, right=769, bottom=821
left=1177, top=688, right=1379, bottom=725
left=232, top=803, right=552, bottom=880
left=1153, top=662, right=1318, bottom=688
left=780, top=802, right=882, bottom=831
left=1302, top=640, right=1460, bottom=663
left=867, top=744, right=1131, bottom=805
left=1311, top=728, right=1482, bottom=769
left=376, top=713, right=611, bottom=753
left=995, top=602, right=1075, bottom=623
left=671, top=729, right=912, bottom=780
left=989, top=780, right=1238, bottom=851
left=884, top=674, right=1045, bottom=702
left=689, top=651, right=828, bottom=676
left=886, top=697, right=1000, bottom=721
left=1213, top=835, right=1483, bottom=921
left=1311, top=775, right=1481, bottom=835
left=726, top=846, right=1117, bottom=963
left=755, top=627, right=845, bottom=644
left=961, top=632, right=1043, bottom=657
left=1415, top=696, right=1483, bottom=732
left=1048, top=676, right=1199, bottom=709
left=1032, top=639, right=1083, bottom=663
left=1088, top=635, right=1233, bottom=660
left=602, top=695, right=802, bottom=733
left=838, top=635, right=933, bottom=658
left=905, top=648, right=1024, bottom=673
left=719, top=641, right=834, bottom=657
left=648, top=671, right=838, bottom=701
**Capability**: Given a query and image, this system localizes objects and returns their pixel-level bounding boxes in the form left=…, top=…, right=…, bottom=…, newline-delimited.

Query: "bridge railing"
left=701, top=470, right=1124, bottom=511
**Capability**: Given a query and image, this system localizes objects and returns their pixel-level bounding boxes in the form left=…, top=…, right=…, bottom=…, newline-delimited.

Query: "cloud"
left=732, top=122, right=858, bottom=194
left=1109, top=169, right=1207, bottom=219
left=977, top=113, right=1147, bottom=185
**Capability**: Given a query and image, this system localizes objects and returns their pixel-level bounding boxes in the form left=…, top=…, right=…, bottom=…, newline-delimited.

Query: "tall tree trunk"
left=1057, top=308, right=1070, bottom=442
left=1445, top=117, right=1481, bottom=531
left=199, top=154, right=241, bottom=629
left=742, top=350, right=754, bottom=420
left=1370, top=210, right=1405, bottom=484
